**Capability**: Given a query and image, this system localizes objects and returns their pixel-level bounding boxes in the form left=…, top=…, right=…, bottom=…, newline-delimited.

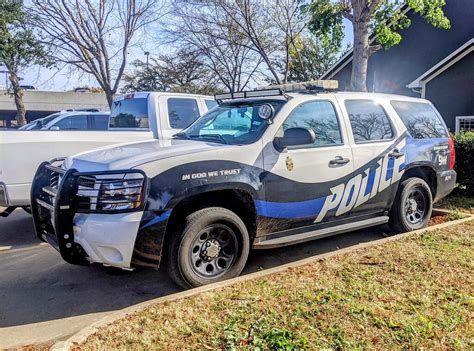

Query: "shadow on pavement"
left=0, top=209, right=390, bottom=328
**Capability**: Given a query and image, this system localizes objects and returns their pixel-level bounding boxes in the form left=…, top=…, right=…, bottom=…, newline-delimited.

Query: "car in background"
left=19, top=110, right=109, bottom=131
left=0, top=92, right=217, bottom=214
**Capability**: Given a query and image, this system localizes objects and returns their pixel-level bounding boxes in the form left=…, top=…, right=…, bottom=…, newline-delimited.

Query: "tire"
left=165, top=207, right=250, bottom=288
left=389, top=177, right=433, bottom=233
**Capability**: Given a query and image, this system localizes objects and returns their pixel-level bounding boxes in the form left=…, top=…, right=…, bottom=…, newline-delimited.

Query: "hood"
left=66, top=139, right=232, bottom=172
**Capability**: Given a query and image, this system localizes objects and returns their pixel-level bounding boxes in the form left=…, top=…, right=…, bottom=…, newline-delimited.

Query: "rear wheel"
left=165, top=207, right=250, bottom=288
left=389, top=177, right=433, bottom=233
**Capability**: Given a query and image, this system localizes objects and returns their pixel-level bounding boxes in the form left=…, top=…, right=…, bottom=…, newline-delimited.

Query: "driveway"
left=0, top=209, right=390, bottom=348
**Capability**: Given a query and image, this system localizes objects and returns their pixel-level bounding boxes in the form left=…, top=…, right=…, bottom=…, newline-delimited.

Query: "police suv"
left=31, top=82, right=456, bottom=288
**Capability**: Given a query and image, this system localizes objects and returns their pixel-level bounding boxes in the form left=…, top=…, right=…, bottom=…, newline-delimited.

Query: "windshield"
left=176, top=100, right=285, bottom=145
left=19, top=113, right=60, bottom=130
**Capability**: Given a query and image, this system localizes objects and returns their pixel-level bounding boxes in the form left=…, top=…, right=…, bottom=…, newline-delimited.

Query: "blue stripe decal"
left=255, top=197, right=326, bottom=219
left=365, top=169, right=376, bottom=196
left=141, top=210, right=172, bottom=229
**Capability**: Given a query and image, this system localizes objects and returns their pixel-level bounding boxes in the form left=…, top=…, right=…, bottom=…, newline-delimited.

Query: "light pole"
left=144, top=51, right=150, bottom=70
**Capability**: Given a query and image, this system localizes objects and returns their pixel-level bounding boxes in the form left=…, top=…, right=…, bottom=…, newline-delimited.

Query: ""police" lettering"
left=314, top=140, right=406, bottom=223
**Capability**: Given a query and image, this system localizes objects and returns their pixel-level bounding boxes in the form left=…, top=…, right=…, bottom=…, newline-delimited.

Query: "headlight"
left=76, top=171, right=147, bottom=213
left=99, top=179, right=145, bottom=211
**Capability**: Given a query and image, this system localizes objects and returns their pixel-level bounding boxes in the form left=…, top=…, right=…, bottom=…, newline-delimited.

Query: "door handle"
left=388, top=149, right=404, bottom=159
left=329, top=156, right=350, bottom=165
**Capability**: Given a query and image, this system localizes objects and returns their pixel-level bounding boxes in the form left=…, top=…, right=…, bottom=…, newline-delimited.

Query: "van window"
left=168, top=98, right=201, bottom=129
left=90, top=114, right=109, bottom=130
left=391, top=101, right=448, bottom=138
left=283, top=101, right=343, bottom=147
left=345, top=100, right=394, bottom=143
left=110, top=98, right=149, bottom=129
left=54, top=115, right=88, bottom=130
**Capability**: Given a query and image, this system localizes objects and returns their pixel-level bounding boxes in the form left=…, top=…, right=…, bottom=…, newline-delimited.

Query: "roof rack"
left=215, top=89, right=284, bottom=103
left=214, top=80, right=338, bottom=103
left=255, top=80, right=338, bottom=93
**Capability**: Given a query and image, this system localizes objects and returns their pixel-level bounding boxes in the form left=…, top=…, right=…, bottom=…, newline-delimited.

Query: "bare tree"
left=168, top=2, right=263, bottom=92
left=170, top=0, right=308, bottom=88
left=31, top=0, right=164, bottom=106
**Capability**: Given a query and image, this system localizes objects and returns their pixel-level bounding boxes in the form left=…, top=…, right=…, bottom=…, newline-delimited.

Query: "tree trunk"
left=105, top=88, right=115, bottom=108
left=350, top=19, right=370, bottom=92
left=8, top=71, right=27, bottom=126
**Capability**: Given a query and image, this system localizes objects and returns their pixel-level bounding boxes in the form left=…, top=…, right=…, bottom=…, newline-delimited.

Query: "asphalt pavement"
left=0, top=209, right=390, bottom=348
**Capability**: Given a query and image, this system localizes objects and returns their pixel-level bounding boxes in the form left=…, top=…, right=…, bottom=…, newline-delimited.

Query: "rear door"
left=339, top=98, right=404, bottom=218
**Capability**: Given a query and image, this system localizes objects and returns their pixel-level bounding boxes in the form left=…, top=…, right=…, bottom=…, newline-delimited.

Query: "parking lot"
left=0, top=209, right=391, bottom=348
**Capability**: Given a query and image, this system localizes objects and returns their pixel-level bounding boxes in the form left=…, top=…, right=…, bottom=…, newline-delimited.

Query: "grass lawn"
left=80, top=220, right=474, bottom=350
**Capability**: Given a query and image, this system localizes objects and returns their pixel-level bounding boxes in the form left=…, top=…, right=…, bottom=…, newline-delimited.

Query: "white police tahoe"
left=31, top=81, right=456, bottom=288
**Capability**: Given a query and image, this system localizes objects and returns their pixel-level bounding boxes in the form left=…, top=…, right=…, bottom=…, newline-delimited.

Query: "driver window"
left=54, top=115, right=88, bottom=130
left=283, top=101, right=343, bottom=147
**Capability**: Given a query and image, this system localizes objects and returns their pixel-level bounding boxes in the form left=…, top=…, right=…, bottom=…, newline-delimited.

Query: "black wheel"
left=165, top=207, right=250, bottom=288
left=389, top=177, right=433, bottom=233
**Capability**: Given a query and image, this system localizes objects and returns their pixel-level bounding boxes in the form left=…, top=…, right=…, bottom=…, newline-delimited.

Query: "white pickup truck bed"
left=0, top=92, right=216, bottom=212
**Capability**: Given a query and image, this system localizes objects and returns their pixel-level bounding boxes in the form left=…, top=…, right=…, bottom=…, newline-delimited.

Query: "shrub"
left=452, top=132, right=474, bottom=195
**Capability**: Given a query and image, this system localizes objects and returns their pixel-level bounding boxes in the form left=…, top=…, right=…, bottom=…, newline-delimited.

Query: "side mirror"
left=274, top=127, right=315, bottom=151
left=49, top=126, right=60, bottom=131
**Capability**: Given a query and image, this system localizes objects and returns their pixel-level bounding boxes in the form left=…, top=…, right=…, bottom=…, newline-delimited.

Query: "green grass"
left=80, top=220, right=474, bottom=350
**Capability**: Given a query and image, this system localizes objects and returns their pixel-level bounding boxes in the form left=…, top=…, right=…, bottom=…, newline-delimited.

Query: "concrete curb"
left=53, top=214, right=474, bottom=350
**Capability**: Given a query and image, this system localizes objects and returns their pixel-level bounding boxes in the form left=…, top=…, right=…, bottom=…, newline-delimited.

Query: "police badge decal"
left=286, top=156, right=294, bottom=171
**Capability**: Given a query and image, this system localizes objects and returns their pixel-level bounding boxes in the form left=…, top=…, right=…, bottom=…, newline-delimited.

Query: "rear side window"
left=205, top=99, right=218, bottom=110
left=90, top=114, right=109, bottom=131
left=110, top=98, right=149, bottom=129
left=391, top=101, right=448, bottom=138
left=345, top=100, right=394, bottom=143
left=283, top=100, right=343, bottom=147
left=168, top=98, right=201, bottom=129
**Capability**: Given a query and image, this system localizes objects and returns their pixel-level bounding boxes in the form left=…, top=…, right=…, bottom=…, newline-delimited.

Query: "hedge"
left=452, top=132, right=474, bottom=194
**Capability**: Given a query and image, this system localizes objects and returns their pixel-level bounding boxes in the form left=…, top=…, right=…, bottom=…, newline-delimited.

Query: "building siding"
left=425, top=52, right=474, bottom=131
left=332, top=0, right=474, bottom=97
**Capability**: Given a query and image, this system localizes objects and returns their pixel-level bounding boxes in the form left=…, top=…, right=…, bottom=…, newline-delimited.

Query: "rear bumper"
left=31, top=162, right=147, bottom=268
left=435, top=170, right=457, bottom=203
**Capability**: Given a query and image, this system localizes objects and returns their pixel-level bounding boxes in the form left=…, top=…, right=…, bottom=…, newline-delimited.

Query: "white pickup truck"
left=0, top=92, right=217, bottom=216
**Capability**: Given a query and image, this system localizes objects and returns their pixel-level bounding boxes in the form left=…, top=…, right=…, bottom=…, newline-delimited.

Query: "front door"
left=261, top=99, right=354, bottom=233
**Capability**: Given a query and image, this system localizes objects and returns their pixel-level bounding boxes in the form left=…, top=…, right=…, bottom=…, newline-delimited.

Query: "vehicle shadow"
left=0, top=209, right=390, bottom=328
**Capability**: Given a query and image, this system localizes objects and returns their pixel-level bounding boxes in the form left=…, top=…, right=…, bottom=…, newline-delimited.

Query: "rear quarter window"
left=391, top=101, right=448, bottom=139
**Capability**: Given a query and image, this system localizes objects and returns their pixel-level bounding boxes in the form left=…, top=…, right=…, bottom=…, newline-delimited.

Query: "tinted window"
left=391, top=101, right=448, bottom=138
left=205, top=99, right=218, bottom=110
left=168, top=98, right=200, bottom=129
left=346, top=100, right=394, bottom=143
left=283, top=101, right=342, bottom=147
left=110, top=98, right=149, bottom=129
left=54, top=115, right=88, bottom=130
left=90, top=114, right=109, bottom=130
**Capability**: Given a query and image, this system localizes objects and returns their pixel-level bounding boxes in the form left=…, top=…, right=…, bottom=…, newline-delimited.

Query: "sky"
left=10, top=19, right=354, bottom=92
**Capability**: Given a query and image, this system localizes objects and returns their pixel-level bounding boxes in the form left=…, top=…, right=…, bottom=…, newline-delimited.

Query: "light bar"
left=215, top=89, right=284, bottom=103
left=255, top=80, right=339, bottom=92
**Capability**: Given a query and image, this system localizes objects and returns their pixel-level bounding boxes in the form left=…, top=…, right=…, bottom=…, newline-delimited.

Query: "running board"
left=253, top=216, right=389, bottom=249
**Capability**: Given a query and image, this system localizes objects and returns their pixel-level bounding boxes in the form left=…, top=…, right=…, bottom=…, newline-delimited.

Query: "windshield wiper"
left=188, top=134, right=228, bottom=144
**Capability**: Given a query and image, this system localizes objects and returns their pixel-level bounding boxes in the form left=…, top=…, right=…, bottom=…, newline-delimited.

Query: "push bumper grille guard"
left=31, top=161, right=148, bottom=266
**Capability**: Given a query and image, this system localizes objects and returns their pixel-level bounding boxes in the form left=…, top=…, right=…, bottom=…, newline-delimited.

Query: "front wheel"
left=389, top=177, right=433, bottom=233
left=165, top=207, right=250, bottom=288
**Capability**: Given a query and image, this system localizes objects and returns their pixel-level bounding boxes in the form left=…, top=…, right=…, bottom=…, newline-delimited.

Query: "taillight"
left=448, top=136, right=456, bottom=170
